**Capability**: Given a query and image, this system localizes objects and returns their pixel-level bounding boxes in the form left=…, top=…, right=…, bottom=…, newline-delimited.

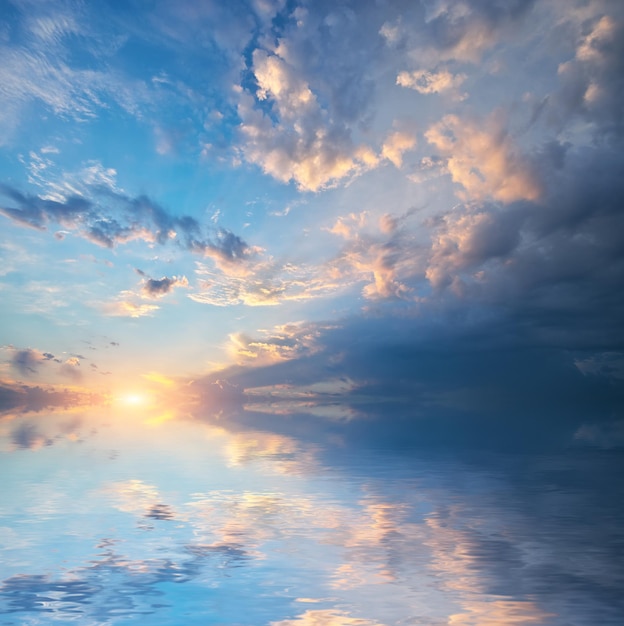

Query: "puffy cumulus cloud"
left=554, top=13, right=624, bottom=136
left=237, top=1, right=422, bottom=191
left=59, top=356, right=82, bottom=382
left=139, top=274, right=189, bottom=299
left=396, top=68, right=466, bottom=99
left=420, top=135, right=624, bottom=353
left=425, top=113, right=542, bottom=203
left=326, top=209, right=426, bottom=301
left=327, top=212, right=370, bottom=240
left=380, top=131, right=417, bottom=168
left=238, top=68, right=376, bottom=192
left=425, top=207, right=523, bottom=290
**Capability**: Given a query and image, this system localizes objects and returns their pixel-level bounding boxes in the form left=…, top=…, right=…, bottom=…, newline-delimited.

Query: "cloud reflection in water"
left=0, top=401, right=622, bottom=625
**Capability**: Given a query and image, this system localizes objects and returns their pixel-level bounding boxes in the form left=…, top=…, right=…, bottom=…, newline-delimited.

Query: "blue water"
left=1, top=404, right=623, bottom=625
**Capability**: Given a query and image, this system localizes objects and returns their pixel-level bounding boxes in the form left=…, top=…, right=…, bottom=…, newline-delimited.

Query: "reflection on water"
left=1, top=404, right=623, bottom=625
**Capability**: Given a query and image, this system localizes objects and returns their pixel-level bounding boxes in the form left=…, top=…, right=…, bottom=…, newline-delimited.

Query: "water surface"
left=1, top=403, right=623, bottom=625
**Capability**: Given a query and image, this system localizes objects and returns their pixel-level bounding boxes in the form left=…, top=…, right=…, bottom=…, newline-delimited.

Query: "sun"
left=122, top=393, right=146, bottom=405
left=116, top=391, right=152, bottom=408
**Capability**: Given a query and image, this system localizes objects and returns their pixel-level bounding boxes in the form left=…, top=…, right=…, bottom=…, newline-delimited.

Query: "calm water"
left=1, top=403, right=623, bottom=625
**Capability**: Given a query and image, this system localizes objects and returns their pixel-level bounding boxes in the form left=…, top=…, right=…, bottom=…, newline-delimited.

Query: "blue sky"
left=1, top=0, right=623, bottom=433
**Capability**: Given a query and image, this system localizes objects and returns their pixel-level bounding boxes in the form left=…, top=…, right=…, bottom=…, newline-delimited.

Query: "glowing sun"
left=117, top=392, right=151, bottom=407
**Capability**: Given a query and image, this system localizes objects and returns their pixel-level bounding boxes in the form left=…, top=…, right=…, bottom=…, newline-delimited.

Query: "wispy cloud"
left=100, top=297, right=160, bottom=319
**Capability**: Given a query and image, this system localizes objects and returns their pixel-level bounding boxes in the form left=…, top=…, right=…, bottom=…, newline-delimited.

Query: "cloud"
left=59, top=357, right=82, bottom=382
left=425, top=206, right=524, bottom=290
left=380, top=131, right=417, bottom=168
left=574, top=420, right=624, bottom=449
left=0, top=379, right=102, bottom=416
left=227, top=321, right=331, bottom=366
left=101, top=298, right=160, bottom=319
left=190, top=206, right=427, bottom=307
left=553, top=14, right=624, bottom=136
left=189, top=228, right=262, bottom=276
left=5, top=347, right=91, bottom=383
left=0, top=185, right=259, bottom=280
left=0, top=184, right=91, bottom=230
left=191, top=251, right=359, bottom=307
left=382, top=0, right=537, bottom=64
left=397, top=68, right=466, bottom=98
left=420, top=135, right=624, bottom=351
left=140, top=275, right=189, bottom=299
left=0, top=2, right=152, bottom=144
left=235, top=3, right=422, bottom=191
left=425, top=113, right=542, bottom=203
left=238, top=68, right=375, bottom=192
left=325, top=210, right=425, bottom=301
left=10, top=349, right=46, bottom=376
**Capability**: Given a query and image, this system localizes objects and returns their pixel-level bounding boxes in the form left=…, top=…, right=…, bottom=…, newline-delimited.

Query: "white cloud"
left=381, top=131, right=417, bottom=168
left=227, top=321, right=330, bottom=366
left=425, top=113, right=542, bottom=203
left=397, top=68, right=466, bottom=98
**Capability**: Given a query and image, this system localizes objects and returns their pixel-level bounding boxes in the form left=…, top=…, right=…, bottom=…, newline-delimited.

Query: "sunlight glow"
left=117, top=392, right=151, bottom=407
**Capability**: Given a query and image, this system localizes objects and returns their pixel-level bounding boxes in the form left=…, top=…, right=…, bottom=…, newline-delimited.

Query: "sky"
left=1, top=0, right=624, bottom=438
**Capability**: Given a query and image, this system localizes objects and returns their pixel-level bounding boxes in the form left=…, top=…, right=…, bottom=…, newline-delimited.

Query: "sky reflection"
left=1, top=401, right=623, bottom=625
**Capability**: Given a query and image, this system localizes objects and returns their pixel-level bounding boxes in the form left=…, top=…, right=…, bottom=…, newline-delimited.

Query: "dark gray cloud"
left=141, top=275, right=189, bottom=299
left=188, top=227, right=257, bottom=266
left=0, top=185, right=254, bottom=269
left=188, top=302, right=624, bottom=455
left=422, top=138, right=624, bottom=351
left=0, top=184, right=91, bottom=230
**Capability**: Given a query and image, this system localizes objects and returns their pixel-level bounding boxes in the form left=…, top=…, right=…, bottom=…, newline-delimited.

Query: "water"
left=1, top=404, right=623, bottom=625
